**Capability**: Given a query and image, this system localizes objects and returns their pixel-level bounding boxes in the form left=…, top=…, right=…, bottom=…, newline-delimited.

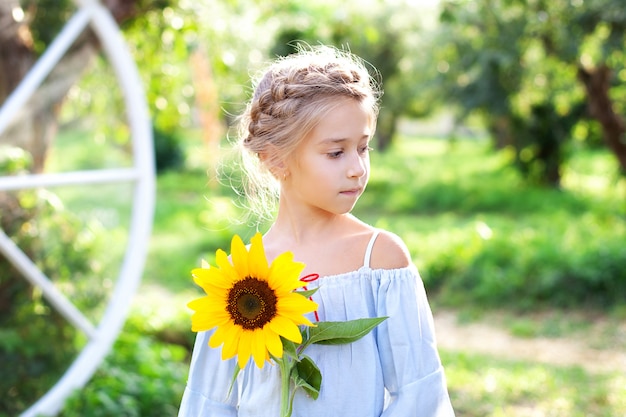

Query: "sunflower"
left=188, top=233, right=318, bottom=369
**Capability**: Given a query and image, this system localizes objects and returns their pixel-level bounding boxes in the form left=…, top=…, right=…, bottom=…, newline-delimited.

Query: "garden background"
left=1, top=0, right=625, bottom=416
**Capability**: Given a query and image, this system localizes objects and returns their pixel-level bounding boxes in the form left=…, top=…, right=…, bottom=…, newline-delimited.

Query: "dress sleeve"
left=177, top=329, right=239, bottom=417
left=375, top=266, right=455, bottom=417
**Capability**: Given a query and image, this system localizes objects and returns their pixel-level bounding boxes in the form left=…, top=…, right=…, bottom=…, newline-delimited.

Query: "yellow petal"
left=268, top=315, right=302, bottom=344
left=192, top=267, right=233, bottom=291
left=191, top=312, right=228, bottom=332
left=263, top=325, right=283, bottom=358
left=231, top=235, right=250, bottom=279
left=215, top=249, right=240, bottom=283
left=251, top=329, right=267, bottom=369
left=277, top=293, right=318, bottom=315
left=248, top=233, right=269, bottom=280
left=268, top=252, right=306, bottom=291
left=221, top=323, right=242, bottom=360
left=187, top=295, right=228, bottom=315
left=237, top=330, right=253, bottom=369
left=209, top=324, right=228, bottom=348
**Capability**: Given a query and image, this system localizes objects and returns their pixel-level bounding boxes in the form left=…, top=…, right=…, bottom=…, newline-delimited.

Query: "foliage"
left=58, top=278, right=190, bottom=416
left=60, top=331, right=187, bottom=417
left=355, top=137, right=625, bottom=310
left=60, top=0, right=441, bottom=156
left=264, top=0, right=432, bottom=150
left=153, top=126, right=185, bottom=174
left=0, top=147, right=112, bottom=416
left=434, top=0, right=626, bottom=186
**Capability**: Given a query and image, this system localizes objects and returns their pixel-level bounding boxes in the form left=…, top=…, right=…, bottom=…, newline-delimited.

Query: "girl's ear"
left=259, top=148, right=288, bottom=180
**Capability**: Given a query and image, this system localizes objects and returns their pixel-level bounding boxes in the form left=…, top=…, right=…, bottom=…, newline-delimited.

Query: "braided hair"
left=235, top=45, right=381, bottom=220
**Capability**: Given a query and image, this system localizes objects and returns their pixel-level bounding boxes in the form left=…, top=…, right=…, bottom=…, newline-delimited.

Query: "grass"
left=43, top=127, right=626, bottom=416
left=442, top=350, right=626, bottom=417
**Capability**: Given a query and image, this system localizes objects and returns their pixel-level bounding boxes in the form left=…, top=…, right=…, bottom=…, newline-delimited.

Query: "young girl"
left=179, top=46, right=455, bottom=416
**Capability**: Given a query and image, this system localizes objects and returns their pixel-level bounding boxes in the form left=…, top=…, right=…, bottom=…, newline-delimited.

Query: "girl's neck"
left=268, top=210, right=351, bottom=244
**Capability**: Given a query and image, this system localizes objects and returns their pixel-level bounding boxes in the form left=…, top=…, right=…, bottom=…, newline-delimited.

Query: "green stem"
left=278, top=358, right=292, bottom=417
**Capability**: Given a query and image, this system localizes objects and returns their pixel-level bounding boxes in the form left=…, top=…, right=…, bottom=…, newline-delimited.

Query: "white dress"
left=178, top=231, right=455, bottom=417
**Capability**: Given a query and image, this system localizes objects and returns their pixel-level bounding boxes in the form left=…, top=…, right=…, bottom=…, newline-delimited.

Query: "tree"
left=574, top=0, right=626, bottom=174
left=263, top=0, right=432, bottom=151
left=0, top=0, right=172, bottom=173
left=434, top=0, right=626, bottom=185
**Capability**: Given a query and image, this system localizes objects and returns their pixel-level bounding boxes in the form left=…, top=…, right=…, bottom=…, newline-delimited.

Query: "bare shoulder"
left=369, top=229, right=412, bottom=270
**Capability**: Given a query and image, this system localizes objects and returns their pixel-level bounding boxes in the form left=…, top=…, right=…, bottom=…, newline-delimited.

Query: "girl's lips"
left=340, top=188, right=362, bottom=195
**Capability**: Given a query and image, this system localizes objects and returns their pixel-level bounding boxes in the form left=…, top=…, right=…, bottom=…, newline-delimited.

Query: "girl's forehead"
left=305, top=101, right=373, bottom=142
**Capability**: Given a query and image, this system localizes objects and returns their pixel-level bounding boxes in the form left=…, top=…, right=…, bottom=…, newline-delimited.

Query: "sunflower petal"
left=277, top=293, right=318, bottom=315
left=221, top=323, right=242, bottom=360
left=251, top=328, right=267, bottom=368
left=264, top=326, right=283, bottom=358
left=237, top=330, right=253, bottom=369
left=268, top=252, right=306, bottom=291
left=192, top=267, right=233, bottom=291
left=191, top=308, right=231, bottom=331
left=191, top=315, right=219, bottom=332
left=248, top=233, right=269, bottom=280
left=188, top=294, right=228, bottom=313
left=231, top=235, right=250, bottom=279
left=268, top=315, right=302, bottom=344
left=209, top=324, right=228, bottom=348
left=215, top=249, right=240, bottom=283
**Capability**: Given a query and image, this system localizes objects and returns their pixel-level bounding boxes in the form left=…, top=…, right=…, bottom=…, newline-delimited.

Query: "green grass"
left=42, top=128, right=626, bottom=417
left=442, top=350, right=626, bottom=417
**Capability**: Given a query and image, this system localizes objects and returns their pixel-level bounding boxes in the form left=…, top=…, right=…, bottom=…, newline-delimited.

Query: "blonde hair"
left=235, top=45, right=381, bottom=221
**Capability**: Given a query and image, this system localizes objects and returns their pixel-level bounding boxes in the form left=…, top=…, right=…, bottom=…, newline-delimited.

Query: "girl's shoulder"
left=369, top=229, right=412, bottom=270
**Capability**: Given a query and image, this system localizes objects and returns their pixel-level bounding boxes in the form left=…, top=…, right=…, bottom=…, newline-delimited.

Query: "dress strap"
left=363, top=230, right=380, bottom=268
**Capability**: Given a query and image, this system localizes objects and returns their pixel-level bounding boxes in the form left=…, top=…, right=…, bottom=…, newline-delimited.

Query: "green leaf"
left=306, top=317, right=388, bottom=346
left=291, top=355, right=321, bottom=400
left=280, top=337, right=298, bottom=359
left=228, top=362, right=241, bottom=397
left=294, top=288, right=319, bottom=298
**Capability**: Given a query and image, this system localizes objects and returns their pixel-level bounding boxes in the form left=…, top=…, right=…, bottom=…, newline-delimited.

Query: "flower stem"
left=278, top=357, right=292, bottom=417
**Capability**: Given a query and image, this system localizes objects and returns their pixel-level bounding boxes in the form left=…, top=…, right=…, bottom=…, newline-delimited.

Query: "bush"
left=361, top=138, right=626, bottom=310
left=0, top=146, right=110, bottom=415
left=60, top=293, right=192, bottom=416
left=153, top=127, right=185, bottom=174
left=60, top=332, right=187, bottom=417
left=422, top=214, right=626, bottom=310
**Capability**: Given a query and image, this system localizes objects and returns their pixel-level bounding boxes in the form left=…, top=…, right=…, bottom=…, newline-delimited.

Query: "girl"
left=179, top=46, right=455, bottom=416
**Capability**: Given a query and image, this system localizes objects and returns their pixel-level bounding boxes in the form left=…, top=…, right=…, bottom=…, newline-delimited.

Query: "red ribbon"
left=300, top=273, right=320, bottom=322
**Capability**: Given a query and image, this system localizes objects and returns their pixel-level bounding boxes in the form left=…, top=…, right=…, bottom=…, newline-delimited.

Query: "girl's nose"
left=347, top=152, right=367, bottom=178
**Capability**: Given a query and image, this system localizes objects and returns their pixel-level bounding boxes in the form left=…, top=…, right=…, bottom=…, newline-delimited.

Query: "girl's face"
left=283, top=98, right=373, bottom=215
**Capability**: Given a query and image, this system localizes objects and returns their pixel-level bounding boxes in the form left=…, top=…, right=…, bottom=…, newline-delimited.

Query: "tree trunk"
left=0, top=0, right=144, bottom=173
left=577, top=65, right=626, bottom=174
left=376, top=108, right=397, bottom=152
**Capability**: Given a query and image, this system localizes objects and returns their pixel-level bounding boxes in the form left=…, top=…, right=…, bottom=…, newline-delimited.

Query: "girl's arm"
left=376, top=266, right=455, bottom=417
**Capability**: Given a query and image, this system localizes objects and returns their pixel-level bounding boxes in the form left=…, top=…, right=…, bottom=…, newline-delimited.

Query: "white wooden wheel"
left=0, top=1, right=155, bottom=416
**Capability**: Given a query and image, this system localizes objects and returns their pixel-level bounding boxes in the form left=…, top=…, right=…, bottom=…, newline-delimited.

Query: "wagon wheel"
left=0, top=2, right=155, bottom=416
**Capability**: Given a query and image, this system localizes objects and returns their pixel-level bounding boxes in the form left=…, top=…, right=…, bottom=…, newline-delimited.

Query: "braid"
left=235, top=45, right=381, bottom=221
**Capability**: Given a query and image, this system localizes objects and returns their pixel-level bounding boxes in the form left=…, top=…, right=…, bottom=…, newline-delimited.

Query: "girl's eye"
left=328, top=151, right=343, bottom=159
left=359, top=146, right=373, bottom=155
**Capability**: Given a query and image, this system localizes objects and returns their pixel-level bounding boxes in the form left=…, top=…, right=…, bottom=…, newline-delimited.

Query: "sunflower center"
left=227, top=277, right=277, bottom=330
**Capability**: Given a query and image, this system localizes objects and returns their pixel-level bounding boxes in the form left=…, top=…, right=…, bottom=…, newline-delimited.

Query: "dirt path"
left=433, top=309, right=626, bottom=374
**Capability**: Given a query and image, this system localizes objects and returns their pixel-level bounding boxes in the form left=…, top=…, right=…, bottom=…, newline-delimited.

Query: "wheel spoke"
left=0, top=229, right=97, bottom=339
left=0, top=168, right=140, bottom=191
